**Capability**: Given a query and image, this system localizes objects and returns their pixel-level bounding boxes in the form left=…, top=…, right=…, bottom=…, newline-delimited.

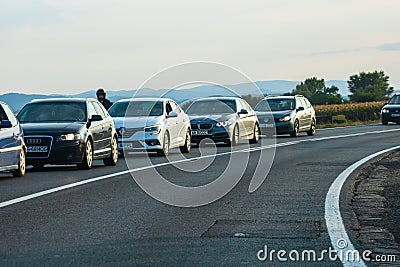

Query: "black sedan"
left=186, top=97, right=260, bottom=145
left=17, top=98, right=118, bottom=169
left=381, top=93, right=400, bottom=125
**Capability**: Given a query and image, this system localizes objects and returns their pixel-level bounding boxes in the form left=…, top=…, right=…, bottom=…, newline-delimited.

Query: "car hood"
left=256, top=110, right=293, bottom=119
left=189, top=113, right=236, bottom=122
left=383, top=104, right=400, bottom=109
left=21, top=122, right=85, bottom=136
left=113, top=116, right=164, bottom=129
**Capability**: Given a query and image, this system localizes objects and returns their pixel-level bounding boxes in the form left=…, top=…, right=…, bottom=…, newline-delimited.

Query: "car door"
left=92, top=101, right=112, bottom=150
left=241, top=99, right=257, bottom=136
left=236, top=99, right=251, bottom=138
left=170, top=101, right=187, bottom=145
left=0, top=104, right=20, bottom=168
left=87, top=101, right=105, bottom=154
left=165, top=101, right=180, bottom=148
left=300, top=98, right=312, bottom=129
left=295, top=97, right=307, bottom=129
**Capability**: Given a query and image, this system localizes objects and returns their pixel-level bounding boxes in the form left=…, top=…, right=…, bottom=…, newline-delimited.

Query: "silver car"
left=108, top=98, right=191, bottom=156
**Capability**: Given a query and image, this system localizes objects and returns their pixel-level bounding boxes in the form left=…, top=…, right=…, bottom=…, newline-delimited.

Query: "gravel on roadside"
left=351, top=150, right=400, bottom=265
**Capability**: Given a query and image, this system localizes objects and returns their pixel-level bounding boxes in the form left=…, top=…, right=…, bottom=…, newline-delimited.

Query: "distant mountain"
left=0, top=80, right=351, bottom=112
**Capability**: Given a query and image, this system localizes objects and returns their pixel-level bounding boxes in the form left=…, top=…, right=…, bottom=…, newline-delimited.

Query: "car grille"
left=191, top=123, right=213, bottom=130
left=131, top=141, right=143, bottom=148
left=199, top=123, right=213, bottom=129
left=25, top=136, right=53, bottom=158
left=121, top=127, right=143, bottom=138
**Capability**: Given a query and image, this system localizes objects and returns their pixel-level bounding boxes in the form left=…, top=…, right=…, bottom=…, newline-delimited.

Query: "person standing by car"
left=96, top=88, right=113, bottom=110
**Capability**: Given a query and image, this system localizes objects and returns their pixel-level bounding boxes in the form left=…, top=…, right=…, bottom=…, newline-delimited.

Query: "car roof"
left=262, top=95, right=305, bottom=100
left=30, top=98, right=93, bottom=103
left=116, top=97, right=172, bottom=103
left=193, top=96, right=241, bottom=101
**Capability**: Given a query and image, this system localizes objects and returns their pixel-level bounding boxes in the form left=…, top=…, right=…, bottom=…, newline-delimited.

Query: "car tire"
left=12, top=149, right=26, bottom=177
left=228, top=124, right=239, bottom=146
left=307, top=119, right=316, bottom=136
left=157, top=131, right=170, bottom=156
left=179, top=129, right=191, bottom=154
left=382, top=120, right=389, bottom=125
left=103, top=136, right=118, bottom=166
left=290, top=120, right=300, bottom=137
left=249, top=124, right=260, bottom=144
left=78, top=140, right=93, bottom=169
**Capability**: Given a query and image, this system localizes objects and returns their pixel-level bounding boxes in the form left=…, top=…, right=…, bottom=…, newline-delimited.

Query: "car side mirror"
left=167, top=111, right=178, bottom=118
left=238, top=109, right=248, bottom=115
left=0, top=120, right=12, bottom=129
left=89, top=114, right=103, bottom=122
left=297, top=106, right=305, bottom=112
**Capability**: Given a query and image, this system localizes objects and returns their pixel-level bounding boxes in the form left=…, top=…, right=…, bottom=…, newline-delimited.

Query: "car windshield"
left=17, top=102, right=87, bottom=123
left=255, top=99, right=295, bottom=112
left=388, top=95, right=400, bottom=105
left=108, top=101, right=163, bottom=117
left=186, top=100, right=237, bottom=115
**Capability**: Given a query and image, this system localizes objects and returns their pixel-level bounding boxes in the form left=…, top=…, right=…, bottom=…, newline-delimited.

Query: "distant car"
left=381, top=93, right=400, bottom=125
left=255, top=95, right=316, bottom=137
left=17, top=98, right=118, bottom=169
left=0, top=101, right=26, bottom=177
left=186, top=97, right=260, bottom=145
left=108, top=98, right=191, bottom=156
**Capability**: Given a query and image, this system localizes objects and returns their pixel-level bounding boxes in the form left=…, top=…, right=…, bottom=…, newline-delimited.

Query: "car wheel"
left=307, top=119, right=316, bottom=136
left=382, top=120, right=389, bottom=125
left=249, top=124, right=260, bottom=144
left=157, top=131, right=170, bottom=156
left=290, top=120, right=300, bottom=137
left=179, top=129, right=191, bottom=154
left=12, top=149, right=26, bottom=177
left=78, top=140, right=93, bottom=169
left=103, top=136, right=118, bottom=166
left=228, top=124, right=239, bottom=146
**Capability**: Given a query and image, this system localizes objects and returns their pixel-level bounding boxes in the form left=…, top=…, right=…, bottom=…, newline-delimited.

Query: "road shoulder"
left=351, top=150, right=400, bottom=264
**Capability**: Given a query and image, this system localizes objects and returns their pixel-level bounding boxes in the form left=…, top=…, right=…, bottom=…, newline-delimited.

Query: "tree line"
left=284, top=70, right=394, bottom=105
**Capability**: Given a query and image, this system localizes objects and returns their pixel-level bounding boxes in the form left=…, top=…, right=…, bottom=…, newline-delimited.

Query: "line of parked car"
left=1, top=95, right=318, bottom=177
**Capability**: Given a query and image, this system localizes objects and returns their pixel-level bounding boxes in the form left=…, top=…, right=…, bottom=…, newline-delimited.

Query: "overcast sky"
left=1, top=0, right=399, bottom=95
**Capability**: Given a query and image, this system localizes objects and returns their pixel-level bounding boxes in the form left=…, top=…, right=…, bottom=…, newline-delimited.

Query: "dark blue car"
left=0, top=101, right=26, bottom=177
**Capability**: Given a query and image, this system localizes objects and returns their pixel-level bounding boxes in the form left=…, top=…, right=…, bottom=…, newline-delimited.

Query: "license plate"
left=118, top=143, right=133, bottom=149
left=261, top=123, right=274, bottom=128
left=192, top=130, right=209, bottom=135
left=27, top=146, right=48, bottom=153
left=391, top=114, right=400, bottom=117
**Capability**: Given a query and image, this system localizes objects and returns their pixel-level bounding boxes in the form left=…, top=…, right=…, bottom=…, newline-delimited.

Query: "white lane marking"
left=1, top=128, right=400, bottom=209
left=325, top=145, right=400, bottom=267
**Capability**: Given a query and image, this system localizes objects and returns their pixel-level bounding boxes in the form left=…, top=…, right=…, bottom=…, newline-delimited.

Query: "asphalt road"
left=1, top=124, right=400, bottom=266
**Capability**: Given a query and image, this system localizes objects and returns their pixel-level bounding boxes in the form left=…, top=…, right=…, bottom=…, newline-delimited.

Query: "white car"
left=108, top=98, right=191, bottom=156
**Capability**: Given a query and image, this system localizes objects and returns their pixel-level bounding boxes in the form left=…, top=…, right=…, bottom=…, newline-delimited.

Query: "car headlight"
left=216, top=121, right=233, bottom=127
left=60, top=133, right=81, bottom=141
left=381, top=109, right=390, bottom=113
left=279, top=115, right=291, bottom=122
left=145, top=125, right=161, bottom=134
